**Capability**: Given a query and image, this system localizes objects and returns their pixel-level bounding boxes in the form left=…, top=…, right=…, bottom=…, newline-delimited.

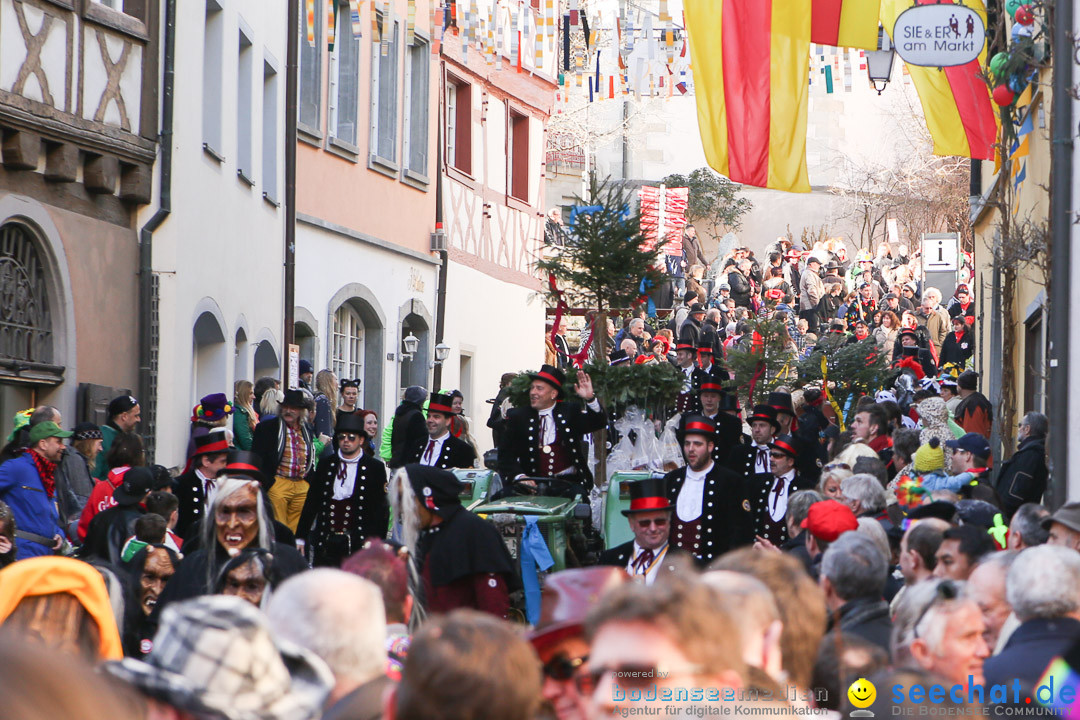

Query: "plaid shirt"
left=277, top=424, right=307, bottom=480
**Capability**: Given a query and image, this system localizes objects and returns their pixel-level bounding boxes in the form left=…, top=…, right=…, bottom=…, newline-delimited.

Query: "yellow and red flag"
left=881, top=0, right=996, bottom=160
left=812, top=0, right=881, bottom=50
left=684, top=0, right=812, bottom=193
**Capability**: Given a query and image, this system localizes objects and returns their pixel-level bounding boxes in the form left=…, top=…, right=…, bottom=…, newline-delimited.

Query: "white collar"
left=338, top=449, right=362, bottom=463
left=429, top=431, right=450, bottom=442
left=686, top=462, right=713, bottom=481
left=775, top=469, right=796, bottom=482
left=537, top=405, right=556, bottom=417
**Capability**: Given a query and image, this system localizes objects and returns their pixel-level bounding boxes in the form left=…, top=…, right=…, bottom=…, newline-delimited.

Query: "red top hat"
left=677, top=414, right=718, bottom=443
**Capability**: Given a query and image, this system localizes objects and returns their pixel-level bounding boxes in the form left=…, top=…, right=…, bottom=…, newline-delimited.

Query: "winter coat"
left=995, top=436, right=1049, bottom=519
left=232, top=404, right=257, bottom=451
left=0, top=453, right=64, bottom=559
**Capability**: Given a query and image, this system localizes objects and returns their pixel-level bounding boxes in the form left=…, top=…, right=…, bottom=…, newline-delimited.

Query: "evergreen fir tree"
left=722, top=319, right=800, bottom=409
left=796, top=338, right=892, bottom=424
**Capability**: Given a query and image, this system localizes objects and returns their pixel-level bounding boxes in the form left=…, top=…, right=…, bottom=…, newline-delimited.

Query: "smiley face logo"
left=848, top=678, right=876, bottom=709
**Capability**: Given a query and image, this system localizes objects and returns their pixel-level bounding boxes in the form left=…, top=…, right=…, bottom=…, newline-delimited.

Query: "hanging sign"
left=892, top=4, right=985, bottom=67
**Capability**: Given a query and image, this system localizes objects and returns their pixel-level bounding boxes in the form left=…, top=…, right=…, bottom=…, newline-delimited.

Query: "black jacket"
left=389, top=401, right=427, bottom=469
left=728, top=270, right=752, bottom=308
left=175, top=469, right=209, bottom=540
left=405, top=434, right=476, bottom=470
left=939, top=329, right=975, bottom=368
left=157, top=541, right=307, bottom=608
left=664, top=463, right=752, bottom=565
left=251, top=417, right=315, bottom=490
left=498, top=401, right=607, bottom=484
left=296, top=451, right=389, bottom=552
left=598, top=541, right=689, bottom=571
left=985, top=618, right=1080, bottom=689
left=831, top=596, right=892, bottom=653
left=82, top=504, right=145, bottom=566
left=742, top=471, right=816, bottom=544
left=995, top=436, right=1048, bottom=519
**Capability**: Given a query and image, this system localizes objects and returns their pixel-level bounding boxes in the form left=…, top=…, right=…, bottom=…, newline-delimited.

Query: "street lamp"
left=866, top=26, right=895, bottom=95
left=401, top=333, right=420, bottom=362
left=433, top=342, right=451, bottom=366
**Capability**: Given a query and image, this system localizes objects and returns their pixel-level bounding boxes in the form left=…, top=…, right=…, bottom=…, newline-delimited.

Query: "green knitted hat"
left=914, top=437, right=945, bottom=473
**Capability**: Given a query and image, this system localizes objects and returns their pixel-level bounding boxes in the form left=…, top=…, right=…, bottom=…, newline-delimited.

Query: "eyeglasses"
left=336, top=433, right=360, bottom=442
left=769, top=452, right=788, bottom=459
left=823, top=462, right=851, bottom=471
left=912, top=580, right=959, bottom=639
left=543, top=654, right=587, bottom=681
left=636, top=517, right=669, bottom=529
left=574, top=663, right=703, bottom=696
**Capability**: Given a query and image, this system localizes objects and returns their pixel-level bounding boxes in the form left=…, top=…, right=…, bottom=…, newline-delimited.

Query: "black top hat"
left=427, top=392, right=458, bottom=416
left=748, top=405, right=781, bottom=432
left=769, top=434, right=801, bottom=459
left=404, top=464, right=464, bottom=518
left=281, top=389, right=307, bottom=408
left=113, top=466, right=155, bottom=506
left=766, top=391, right=795, bottom=417
left=334, top=411, right=367, bottom=436
left=191, top=431, right=230, bottom=459
left=718, top=392, right=741, bottom=413
left=621, top=476, right=673, bottom=516
left=698, top=373, right=725, bottom=395
left=220, top=450, right=265, bottom=483
left=529, top=364, right=566, bottom=398
left=898, top=328, right=920, bottom=341
left=900, top=346, right=920, bottom=359
left=676, top=414, right=717, bottom=443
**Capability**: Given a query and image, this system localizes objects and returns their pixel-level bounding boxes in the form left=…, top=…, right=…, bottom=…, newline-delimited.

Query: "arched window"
left=0, top=222, right=52, bottom=365
left=332, top=304, right=364, bottom=384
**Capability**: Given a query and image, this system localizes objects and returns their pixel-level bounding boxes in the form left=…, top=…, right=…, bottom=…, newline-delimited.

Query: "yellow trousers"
left=268, top=476, right=309, bottom=533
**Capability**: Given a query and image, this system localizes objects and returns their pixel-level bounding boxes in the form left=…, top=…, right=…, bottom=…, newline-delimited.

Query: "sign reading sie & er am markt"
left=892, top=4, right=986, bottom=67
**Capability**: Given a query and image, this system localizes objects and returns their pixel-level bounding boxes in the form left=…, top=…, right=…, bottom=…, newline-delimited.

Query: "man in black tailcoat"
left=598, top=476, right=683, bottom=585
left=497, top=365, right=605, bottom=495
left=296, top=411, right=389, bottom=567
left=664, top=415, right=752, bottom=565
left=176, top=432, right=231, bottom=540
left=745, top=434, right=816, bottom=545
left=406, top=393, right=476, bottom=470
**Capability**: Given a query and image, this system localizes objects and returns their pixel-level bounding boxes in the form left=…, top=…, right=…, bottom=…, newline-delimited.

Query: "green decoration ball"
left=989, top=52, right=1009, bottom=78
left=1005, top=0, right=1023, bottom=18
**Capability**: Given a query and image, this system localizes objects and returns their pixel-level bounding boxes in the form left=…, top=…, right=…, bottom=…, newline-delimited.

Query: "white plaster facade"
left=143, top=0, right=287, bottom=467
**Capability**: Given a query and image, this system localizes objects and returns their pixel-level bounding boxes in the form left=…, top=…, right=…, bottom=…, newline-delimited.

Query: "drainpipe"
left=284, top=0, right=300, bottom=352
left=433, top=77, right=449, bottom=391
left=1048, top=0, right=1072, bottom=508
left=137, top=0, right=176, bottom=462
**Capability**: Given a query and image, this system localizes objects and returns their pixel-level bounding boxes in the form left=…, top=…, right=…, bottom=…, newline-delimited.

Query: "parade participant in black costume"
left=664, top=415, right=751, bottom=565
left=745, top=434, right=816, bottom=545
left=497, top=365, right=605, bottom=495
left=598, top=476, right=684, bottom=584
left=390, top=464, right=516, bottom=624
left=406, top=393, right=476, bottom=469
left=296, top=411, right=389, bottom=567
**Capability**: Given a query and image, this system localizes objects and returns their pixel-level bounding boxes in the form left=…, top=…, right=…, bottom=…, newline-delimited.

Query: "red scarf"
left=869, top=435, right=893, bottom=453
left=954, top=330, right=965, bottom=342
left=27, top=449, right=57, bottom=498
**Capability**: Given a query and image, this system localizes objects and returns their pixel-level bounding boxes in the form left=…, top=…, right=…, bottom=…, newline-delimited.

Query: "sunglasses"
left=336, top=433, right=360, bottom=442
left=574, top=663, right=703, bottom=696
left=543, top=654, right=587, bottom=681
left=912, top=580, right=959, bottom=639
left=636, top=517, right=668, bottom=529
left=769, top=451, right=788, bottom=459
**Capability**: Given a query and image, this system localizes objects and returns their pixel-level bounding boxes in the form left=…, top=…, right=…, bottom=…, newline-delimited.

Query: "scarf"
left=27, top=449, right=57, bottom=499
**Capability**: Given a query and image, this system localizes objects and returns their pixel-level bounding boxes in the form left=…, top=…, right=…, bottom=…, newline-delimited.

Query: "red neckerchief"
left=869, top=435, right=892, bottom=453
left=26, top=449, right=57, bottom=498
left=954, top=331, right=965, bottom=342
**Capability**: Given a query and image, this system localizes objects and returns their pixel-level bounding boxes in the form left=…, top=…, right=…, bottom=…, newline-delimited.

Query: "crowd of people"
left=0, top=233, right=1066, bottom=720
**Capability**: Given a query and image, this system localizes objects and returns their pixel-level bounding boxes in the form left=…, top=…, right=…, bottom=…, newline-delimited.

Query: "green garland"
left=795, top=338, right=892, bottom=424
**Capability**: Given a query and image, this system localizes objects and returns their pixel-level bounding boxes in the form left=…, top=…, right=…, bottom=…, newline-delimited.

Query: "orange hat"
left=0, top=556, right=123, bottom=659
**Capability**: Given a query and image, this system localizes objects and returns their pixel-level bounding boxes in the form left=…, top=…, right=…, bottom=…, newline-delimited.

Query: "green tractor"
left=471, top=477, right=597, bottom=572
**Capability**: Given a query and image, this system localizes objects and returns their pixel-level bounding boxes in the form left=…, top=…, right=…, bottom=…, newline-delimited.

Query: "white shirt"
left=420, top=432, right=449, bottom=466
left=768, top=470, right=796, bottom=522
left=677, top=462, right=713, bottom=522
left=626, top=541, right=668, bottom=586
left=681, top=365, right=694, bottom=392
left=196, top=469, right=217, bottom=506
left=333, top=450, right=361, bottom=499
left=537, top=407, right=557, bottom=445
left=752, top=443, right=772, bottom=474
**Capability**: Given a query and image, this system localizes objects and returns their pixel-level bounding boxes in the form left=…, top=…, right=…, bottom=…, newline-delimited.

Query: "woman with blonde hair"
left=232, top=379, right=259, bottom=451
left=312, top=369, right=339, bottom=443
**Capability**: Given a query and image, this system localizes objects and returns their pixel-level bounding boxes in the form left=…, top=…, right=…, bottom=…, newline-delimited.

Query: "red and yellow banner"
left=811, top=0, right=881, bottom=50
left=685, top=0, right=812, bottom=193
left=881, top=0, right=997, bottom=160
